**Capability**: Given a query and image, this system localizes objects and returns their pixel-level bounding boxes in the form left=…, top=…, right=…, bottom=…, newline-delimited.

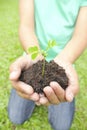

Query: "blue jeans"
left=8, top=89, right=75, bottom=130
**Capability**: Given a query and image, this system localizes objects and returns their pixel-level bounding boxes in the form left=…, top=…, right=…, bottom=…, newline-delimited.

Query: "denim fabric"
left=48, top=100, right=75, bottom=130
left=8, top=89, right=75, bottom=130
left=8, top=89, right=35, bottom=124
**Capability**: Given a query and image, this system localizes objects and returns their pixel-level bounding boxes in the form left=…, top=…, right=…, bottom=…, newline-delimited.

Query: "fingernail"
left=68, top=93, right=74, bottom=102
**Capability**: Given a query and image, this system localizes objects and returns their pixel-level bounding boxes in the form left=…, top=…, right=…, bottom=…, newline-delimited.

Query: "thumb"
left=65, top=80, right=79, bottom=102
left=65, top=87, right=74, bottom=102
left=9, top=68, right=21, bottom=81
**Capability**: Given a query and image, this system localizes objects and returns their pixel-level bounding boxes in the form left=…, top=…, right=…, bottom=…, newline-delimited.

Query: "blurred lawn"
left=0, top=0, right=87, bottom=130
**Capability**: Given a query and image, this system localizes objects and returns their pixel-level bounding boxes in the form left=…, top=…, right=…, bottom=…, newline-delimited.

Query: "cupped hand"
left=35, top=82, right=65, bottom=106
left=36, top=57, right=79, bottom=106
left=9, top=54, right=43, bottom=102
left=54, top=57, right=79, bottom=102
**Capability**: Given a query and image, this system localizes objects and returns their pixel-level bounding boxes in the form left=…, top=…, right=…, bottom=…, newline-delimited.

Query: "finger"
left=9, top=69, right=21, bottom=81
left=9, top=55, right=32, bottom=81
left=17, top=91, right=39, bottom=101
left=10, top=55, right=31, bottom=72
left=65, top=67, right=79, bottom=101
left=35, top=94, right=50, bottom=106
left=11, top=81, right=34, bottom=95
left=29, top=92, right=40, bottom=101
left=65, top=84, right=79, bottom=102
left=65, top=87, right=74, bottom=102
left=39, top=96, right=50, bottom=106
left=50, top=81, right=65, bottom=102
left=17, top=91, right=31, bottom=99
left=43, top=86, right=60, bottom=104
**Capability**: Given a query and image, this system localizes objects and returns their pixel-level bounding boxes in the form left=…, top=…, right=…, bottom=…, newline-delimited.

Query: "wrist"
left=55, top=49, right=76, bottom=64
left=54, top=54, right=72, bottom=65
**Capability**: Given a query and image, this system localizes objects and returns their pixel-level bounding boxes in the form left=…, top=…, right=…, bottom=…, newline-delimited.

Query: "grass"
left=0, top=0, right=87, bottom=130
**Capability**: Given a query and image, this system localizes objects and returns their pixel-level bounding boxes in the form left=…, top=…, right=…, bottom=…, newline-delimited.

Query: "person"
left=8, top=0, right=87, bottom=130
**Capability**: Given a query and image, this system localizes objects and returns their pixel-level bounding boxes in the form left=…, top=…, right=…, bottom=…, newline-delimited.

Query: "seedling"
left=28, top=40, right=57, bottom=76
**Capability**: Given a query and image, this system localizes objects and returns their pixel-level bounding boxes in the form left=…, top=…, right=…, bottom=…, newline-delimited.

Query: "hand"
left=54, top=57, right=79, bottom=102
left=9, top=54, right=43, bottom=102
left=36, top=57, right=79, bottom=106
left=35, top=83, right=64, bottom=106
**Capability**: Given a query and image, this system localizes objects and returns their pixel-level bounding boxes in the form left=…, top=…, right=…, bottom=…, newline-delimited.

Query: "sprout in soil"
left=28, top=40, right=58, bottom=76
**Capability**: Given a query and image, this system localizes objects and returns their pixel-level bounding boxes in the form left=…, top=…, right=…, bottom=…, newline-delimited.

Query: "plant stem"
left=42, top=59, right=45, bottom=77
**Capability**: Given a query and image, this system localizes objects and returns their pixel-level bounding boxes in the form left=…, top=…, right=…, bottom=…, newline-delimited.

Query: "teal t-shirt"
left=34, top=0, right=87, bottom=61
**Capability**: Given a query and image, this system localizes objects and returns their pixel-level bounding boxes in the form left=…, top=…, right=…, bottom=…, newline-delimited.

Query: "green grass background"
left=0, top=0, right=87, bottom=130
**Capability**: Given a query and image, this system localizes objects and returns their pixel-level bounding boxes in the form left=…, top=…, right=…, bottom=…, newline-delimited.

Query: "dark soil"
left=19, top=60, right=69, bottom=93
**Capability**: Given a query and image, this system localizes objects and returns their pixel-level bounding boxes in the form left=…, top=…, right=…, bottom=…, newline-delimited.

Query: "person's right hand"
left=9, top=54, right=43, bottom=102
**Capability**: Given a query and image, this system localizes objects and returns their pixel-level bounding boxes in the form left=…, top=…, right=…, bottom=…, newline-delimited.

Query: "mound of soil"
left=19, top=60, right=68, bottom=93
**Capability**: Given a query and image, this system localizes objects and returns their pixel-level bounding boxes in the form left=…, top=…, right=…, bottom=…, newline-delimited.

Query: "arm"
left=9, top=0, right=43, bottom=102
left=19, top=0, right=39, bottom=52
left=37, top=7, right=87, bottom=105
left=56, top=7, right=87, bottom=63
left=10, top=6, right=87, bottom=106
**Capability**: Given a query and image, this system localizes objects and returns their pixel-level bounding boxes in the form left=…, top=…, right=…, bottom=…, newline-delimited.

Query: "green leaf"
left=48, top=40, right=57, bottom=48
left=31, top=52, right=38, bottom=60
left=28, top=46, right=39, bottom=54
left=41, top=50, right=47, bottom=57
left=46, top=40, right=57, bottom=52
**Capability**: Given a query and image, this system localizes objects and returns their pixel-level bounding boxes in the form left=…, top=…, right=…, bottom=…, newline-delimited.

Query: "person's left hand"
left=35, top=57, right=79, bottom=106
